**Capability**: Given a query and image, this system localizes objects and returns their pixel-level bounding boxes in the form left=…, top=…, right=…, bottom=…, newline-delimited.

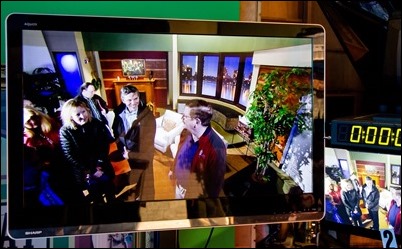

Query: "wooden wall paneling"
left=235, top=225, right=256, bottom=248
left=349, top=235, right=383, bottom=248
left=113, top=79, right=156, bottom=107
left=356, top=161, right=386, bottom=188
left=239, top=1, right=259, bottom=21
left=105, top=89, right=116, bottom=109
left=154, top=88, right=167, bottom=108
left=98, top=52, right=168, bottom=109
left=260, top=1, right=307, bottom=23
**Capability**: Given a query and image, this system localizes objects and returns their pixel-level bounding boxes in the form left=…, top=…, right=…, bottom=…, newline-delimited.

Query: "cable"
left=204, top=227, right=215, bottom=248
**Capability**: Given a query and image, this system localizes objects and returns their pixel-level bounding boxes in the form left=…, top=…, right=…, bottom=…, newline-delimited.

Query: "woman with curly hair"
left=59, top=98, right=116, bottom=205
left=23, top=106, right=63, bottom=206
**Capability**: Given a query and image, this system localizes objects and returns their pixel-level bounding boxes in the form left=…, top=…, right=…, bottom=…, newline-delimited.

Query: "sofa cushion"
left=154, top=109, right=185, bottom=153
left=162, top=118, right=177, bottom=132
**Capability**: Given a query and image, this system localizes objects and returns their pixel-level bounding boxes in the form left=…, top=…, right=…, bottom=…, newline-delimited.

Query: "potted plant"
left=245, top=67, right=311, bottom=183
left=91, top=71, right=102, bottom=90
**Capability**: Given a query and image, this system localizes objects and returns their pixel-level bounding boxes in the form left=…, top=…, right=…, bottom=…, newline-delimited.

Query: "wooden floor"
left=110, top=139, right=255, bottom=201
left=152, top=144, right=254, bottom=200
left=152, top=149, right=176, bottom=200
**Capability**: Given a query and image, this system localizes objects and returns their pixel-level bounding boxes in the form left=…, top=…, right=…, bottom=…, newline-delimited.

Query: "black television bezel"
left=6, top=13, right=326, bottom=239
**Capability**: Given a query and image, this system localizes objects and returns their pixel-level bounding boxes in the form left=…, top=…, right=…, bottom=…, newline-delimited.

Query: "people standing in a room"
left=75, top=82, right=109, bottom=127
left=23, top=106, right=63, bottom=206
left=112, top=85, right=156, bottom=200
left=168, top=99, right=227, bottom=200
left=59, top=98, right=116, bottom=205
left=386, top=187, right=401, bottom=239
left=341, top=178, right=363, bottom=227
left=361, top=176, right=380, bottom=230
left=328, top=180, right=351, bottom=224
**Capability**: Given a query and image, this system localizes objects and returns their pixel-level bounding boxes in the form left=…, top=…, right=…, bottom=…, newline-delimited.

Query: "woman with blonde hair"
left=340, top=178, right=363, bottom=227
left=59, top=98, right=116, bottom=205
left=23, top=106, right=63, bottom=206
left=24, top=106, right=60, bottom=149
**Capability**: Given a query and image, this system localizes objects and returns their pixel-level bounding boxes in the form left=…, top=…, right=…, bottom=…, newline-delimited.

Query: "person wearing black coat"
left=341, top=178, right=363, bottom=227
left=59, top=98, right=116, bottom=206
left=112, top=85, right=156, bottom=201
left=361, top=176, right=380, bottom=230
left=75, top=82, right=109, bottom=126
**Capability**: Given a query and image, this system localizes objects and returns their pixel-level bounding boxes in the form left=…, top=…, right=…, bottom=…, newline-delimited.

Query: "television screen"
left=6, top=13, right=326, bottom=239
left=121, top=59, right=146, bottom=78
left=322, top=114, right=401, bottom=244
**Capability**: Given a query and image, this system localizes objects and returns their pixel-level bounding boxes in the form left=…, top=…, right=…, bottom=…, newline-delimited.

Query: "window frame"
left=179, top=52, right=253, bottom=110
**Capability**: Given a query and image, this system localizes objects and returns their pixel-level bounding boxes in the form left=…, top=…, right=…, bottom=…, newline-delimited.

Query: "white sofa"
left=154, top=110, right=185, bottom=153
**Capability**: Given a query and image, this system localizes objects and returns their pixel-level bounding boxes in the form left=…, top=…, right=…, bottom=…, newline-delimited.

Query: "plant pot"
left=251, top=171, right=270, bottom=184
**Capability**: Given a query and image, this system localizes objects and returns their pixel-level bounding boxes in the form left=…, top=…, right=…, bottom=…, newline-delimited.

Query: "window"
left=221, top=56, right=240, bottom=101
left=202, top=55, right=219, bottom=96
left=391, top=164, right=400, bottom=185
left=239, top=56, right=253, bottom=107
left=338, top=159, right=350, bottom=179
left=181, top=55, right=198, bottom=94
left=180, top=53, right=252, bottom=109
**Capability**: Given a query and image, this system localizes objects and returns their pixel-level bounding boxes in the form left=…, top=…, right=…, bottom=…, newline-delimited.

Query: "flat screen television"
left=121, top=59, right=146, bottom=78
left=5, top=13, right=326, bottom=239
left=322, top=114, right=401, bottom=246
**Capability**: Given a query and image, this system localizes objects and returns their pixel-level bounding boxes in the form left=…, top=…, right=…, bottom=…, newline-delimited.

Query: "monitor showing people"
left=324, top=147, right=401, bottom=240
left=6, top=13, right=325, bottom=239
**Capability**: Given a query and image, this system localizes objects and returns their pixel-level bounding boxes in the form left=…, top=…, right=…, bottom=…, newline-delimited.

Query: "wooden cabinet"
left=260, top=1, right=307, bottom=23
left=113, top=79, right=156, bottom=106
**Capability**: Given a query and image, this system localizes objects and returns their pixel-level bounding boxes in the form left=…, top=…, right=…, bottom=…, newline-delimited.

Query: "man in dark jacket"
left=75, top=82, right=109, bottom=126
left=112, top=85, right=156, bottom=200
left=361, top=176, right=380, bottom=230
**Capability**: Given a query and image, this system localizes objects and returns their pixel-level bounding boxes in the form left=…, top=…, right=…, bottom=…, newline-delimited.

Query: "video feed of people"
left=324, top=148, right=401, bottom=236
left=6, top=14, right=325, bottom=238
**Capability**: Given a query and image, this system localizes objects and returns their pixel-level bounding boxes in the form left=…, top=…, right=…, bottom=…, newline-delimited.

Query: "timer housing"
left=330, top=114, right=401, bottom=154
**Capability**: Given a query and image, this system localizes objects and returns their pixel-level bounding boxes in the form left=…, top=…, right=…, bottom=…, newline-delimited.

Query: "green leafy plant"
left=245, top=67, right=311, bottom=182
left=91, top=77, right=102, bottom=90
left=91, top=71, right=102, bottom=90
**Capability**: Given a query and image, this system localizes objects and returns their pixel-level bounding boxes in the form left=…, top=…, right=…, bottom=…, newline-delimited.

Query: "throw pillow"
left=162, top=118, right=176, bottom=132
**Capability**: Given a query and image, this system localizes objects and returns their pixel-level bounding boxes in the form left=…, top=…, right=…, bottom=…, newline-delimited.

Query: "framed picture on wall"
left=391, top=164, right=400, bottom=185
left=121, top=59, right=146, bottom=77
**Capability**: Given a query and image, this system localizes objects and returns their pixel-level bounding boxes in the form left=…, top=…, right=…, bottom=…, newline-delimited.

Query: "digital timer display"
left=330, top=115, right=401, bottom=153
